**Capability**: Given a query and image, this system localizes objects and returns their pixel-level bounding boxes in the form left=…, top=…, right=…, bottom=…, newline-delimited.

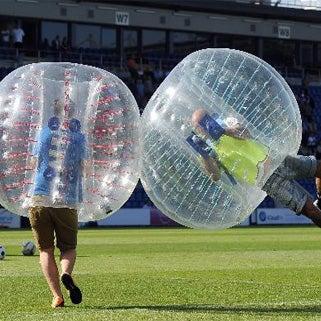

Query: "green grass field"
left=1, top=227, right=321, bottom=321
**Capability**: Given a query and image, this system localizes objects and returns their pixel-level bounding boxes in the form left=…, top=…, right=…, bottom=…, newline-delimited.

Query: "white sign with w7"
left=115, top=12, right=130, bottom=26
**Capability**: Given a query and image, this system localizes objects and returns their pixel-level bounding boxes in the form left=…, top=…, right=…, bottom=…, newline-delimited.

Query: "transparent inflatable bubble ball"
left=141, top=48, right=301, bottom=229
left=0, top=63, right=141, bottom=222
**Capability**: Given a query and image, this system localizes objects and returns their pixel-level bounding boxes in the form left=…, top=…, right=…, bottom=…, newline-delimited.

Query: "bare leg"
left=60, top=248, right=82, bottom=304
left=39, top=248, right=63, bottom=298
left=314, top=162, right=321, bottom=207
left=301, top=197, right=321, bottom=228
left=315, top=161, right=321, bottom=179
left=315, top=177, right=321, bottom=196
left=60, top=249, right=76, bottom=275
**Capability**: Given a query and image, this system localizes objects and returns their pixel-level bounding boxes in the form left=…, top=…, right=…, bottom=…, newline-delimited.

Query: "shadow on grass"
left=5, top=254, right=89, bottom=257
left=3, top=255, right=89, bottom=260
left=83, top=304, right=321, bottom=314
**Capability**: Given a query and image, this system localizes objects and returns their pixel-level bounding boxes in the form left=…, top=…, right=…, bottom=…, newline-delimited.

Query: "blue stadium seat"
left=258, top=196, right=275, bottom=208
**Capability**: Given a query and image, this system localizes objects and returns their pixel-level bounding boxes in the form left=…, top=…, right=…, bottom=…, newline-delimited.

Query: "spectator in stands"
left=1, top=26, right=10, bottom=48
left=61, top=37, right=69, bottom=52
left=307, top=133, right=318, bottom=154
left=127, top=78, right=137, bottom=103
left=307, top=117, right=317, bottom=134
left=144, top=62, right=155, bottom=82
left=51, top=35, right=61, bottom=51
left=11, top=22, right=25, bottom=49
left=41, top=38, right=50, bottom=52
left=296, top=86, right=319, bottom=156
left=127, top=54, right=139, bottom=80
left=60, top=37, right=69, bottom=60
left=298, top=89, right=312, bottom=117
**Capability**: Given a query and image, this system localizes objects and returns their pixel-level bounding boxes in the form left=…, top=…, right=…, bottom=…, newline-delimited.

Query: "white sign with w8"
left=115, top=12, right=130, bottom=26
left=278, top=25, right=291, bottom=39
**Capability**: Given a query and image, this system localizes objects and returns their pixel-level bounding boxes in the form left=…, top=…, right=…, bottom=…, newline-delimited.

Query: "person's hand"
left=201, top=158, right=221, bottom=182
left=224, top=116, right=251, bottom=140
left=29, top=156, right=37, bottom=169
left=82, top=160, right=93, bottom=178
left=191, top=109, right=211, bottom=140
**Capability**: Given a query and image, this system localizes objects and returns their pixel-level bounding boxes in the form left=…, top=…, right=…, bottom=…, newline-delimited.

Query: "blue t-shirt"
left=32, top=117, right=86, bottom=205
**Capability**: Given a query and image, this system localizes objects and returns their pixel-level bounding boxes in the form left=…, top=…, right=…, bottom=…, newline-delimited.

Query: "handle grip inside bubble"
left=199, top=114, right=225, bottom=140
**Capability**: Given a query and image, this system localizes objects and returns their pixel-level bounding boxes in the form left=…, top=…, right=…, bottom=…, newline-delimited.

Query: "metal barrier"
left=1, top=46, right=321, bottom=83
left=0, top=47, right=180, bottom=73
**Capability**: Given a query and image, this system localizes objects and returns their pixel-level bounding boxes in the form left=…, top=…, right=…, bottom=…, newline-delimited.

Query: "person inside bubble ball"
left=188, top=108, right=321, bottom=228
left=28, top=99, right=84, bottom=308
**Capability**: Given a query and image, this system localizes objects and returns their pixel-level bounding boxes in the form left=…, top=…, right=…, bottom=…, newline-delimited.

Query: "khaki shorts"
left=29, top=206, right=78, bottom=252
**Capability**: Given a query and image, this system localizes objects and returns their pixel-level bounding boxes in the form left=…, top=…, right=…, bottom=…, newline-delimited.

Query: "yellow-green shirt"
left=213, top=135, right=269, bottom=185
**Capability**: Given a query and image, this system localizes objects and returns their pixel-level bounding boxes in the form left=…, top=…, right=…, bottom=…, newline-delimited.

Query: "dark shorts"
left=263, top=155, right=317, bottom=213
left=29, top=207, right=78, bottom=252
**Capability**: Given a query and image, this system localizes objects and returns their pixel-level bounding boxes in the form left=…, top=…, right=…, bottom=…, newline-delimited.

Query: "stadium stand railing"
left=0, top=46, right=180, bottom=69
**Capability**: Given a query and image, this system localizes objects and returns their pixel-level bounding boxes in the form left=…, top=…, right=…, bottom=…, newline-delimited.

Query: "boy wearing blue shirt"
left=29, top=100, right=84, bottom=308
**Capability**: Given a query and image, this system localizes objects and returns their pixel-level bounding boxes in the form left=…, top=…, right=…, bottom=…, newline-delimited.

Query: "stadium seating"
left=0, top=66, right=14, bottom=80
left=308, top=86, right=321, bottom=130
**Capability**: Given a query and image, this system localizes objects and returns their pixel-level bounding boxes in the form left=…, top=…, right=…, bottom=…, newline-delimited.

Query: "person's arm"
left=193, top=109, right=251, bottom=140
left=80, top=135, right=91, bottom=177
left=224, top=124, right=251, bottom=139
left=201, top=114, right=251, bottom=140
left=29, top=156, right=37, bottom=168
left=186, top=133, right=221, bottom=182
left=81, top=159, right=93, bottom=178
left=30, top=130, right=41, bottom=169
left=201, top=156, right=221, bottom=182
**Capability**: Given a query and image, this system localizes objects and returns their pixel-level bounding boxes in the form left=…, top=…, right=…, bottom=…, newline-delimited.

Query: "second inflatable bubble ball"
left=141, top=49, right=302, bottom=229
